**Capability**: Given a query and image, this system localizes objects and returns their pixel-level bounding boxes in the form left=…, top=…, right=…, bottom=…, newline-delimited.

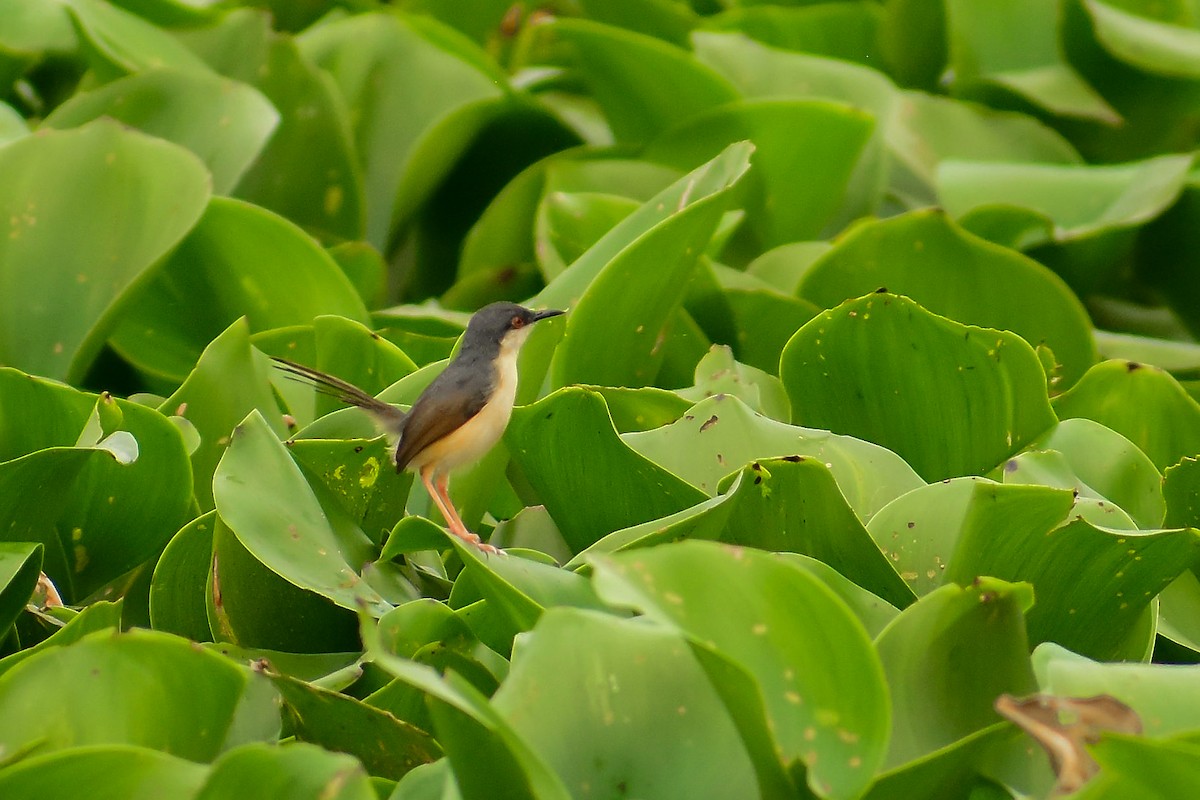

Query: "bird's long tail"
left=271, top=357, right=407, bottom=430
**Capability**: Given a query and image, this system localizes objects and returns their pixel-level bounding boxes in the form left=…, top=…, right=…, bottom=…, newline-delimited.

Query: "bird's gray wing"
left=393, top=366, right=490, bottom=472
left=271, top=357, right=407, bottom=432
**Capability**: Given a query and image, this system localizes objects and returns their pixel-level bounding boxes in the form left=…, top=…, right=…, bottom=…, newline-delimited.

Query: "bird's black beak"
left=531, top=308, right=565, bottom=323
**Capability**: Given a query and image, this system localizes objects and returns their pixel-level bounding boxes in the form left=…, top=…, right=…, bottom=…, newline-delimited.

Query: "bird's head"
left=465, top=301, right=565, bottom=354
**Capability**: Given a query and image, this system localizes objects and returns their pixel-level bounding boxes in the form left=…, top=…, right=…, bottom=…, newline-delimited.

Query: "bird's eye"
left=511, top=315, right=525, bottom=329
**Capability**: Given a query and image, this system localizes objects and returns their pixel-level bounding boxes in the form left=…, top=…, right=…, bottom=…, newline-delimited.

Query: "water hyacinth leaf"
left=624, top=393, right=923, bottom=520
left=111, top=197, right=370, bottom=383
left=0, top=629, right=280, bottom=760
left=781, top=293, right=1058, bottom=482
left=0, top=746, right=208, bottom=800
left=149, top=512, right=216, bottom=642
left=0, top=120, right=210, bottom=382
left=0, top=542, right=41, bottom=637
left=506, top=387, right=707, bottom=553
left=1033, top=643, right=1200, bottom=737
left=197, top=742, right=377, bottom=800
left=299, top=13, right=507, bottom=249
left=268, top=670, right=440, bottom=781
left=213, top=410, right=391, bottom=617
left=538, top=18, right=737, bottom=144
left=585, top=385, right=690, bottom=433
left=535, top=190, right=638, bottom=278
left=592, top=541, right=889, bottom=800
left=941, top=0, right=1119, bottom=122
left=65, top=0, right=212, bottom=77
left=1165, top=457, right=1200, bottom=530
left=948, top=504, right=1200, bottom=661
left=781, top=553, right=900, bottom=639
left=1028, top=418, right=1165, bottom=529
left=678, top=345, right=789, bottom=421
left=567, top=490, right=737, bottom=567
left=718, top=458, right=915, bottom=609
left=1053, top=360, right=1200, bottom=471
left=0, top=600, right=122, bottom=680
left=862, top=724, right=1011, bottom=800
left=226, top=33, right=366, bottom=243
left=796, top=210, right=1096, bottom=388
left=547, top=147, right=750, bottom=389
left=490, top=607, right=760, bottom=799
left=875, top=579, right=1037, bottom=768
left=43, top=67, right=278, bottom=194
left=645, top=99, right=875, bottom=247
left=158, top=318, right=285, bottom=510
left=705, top=3, right=884, bottom=65
left=0, top=370, right=193, bottom=600
left=1083, top=0, right=1200, bottom=79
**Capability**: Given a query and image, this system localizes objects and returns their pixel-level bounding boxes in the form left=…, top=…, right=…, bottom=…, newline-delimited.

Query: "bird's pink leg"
left=420, top=468, right=497, bottom=553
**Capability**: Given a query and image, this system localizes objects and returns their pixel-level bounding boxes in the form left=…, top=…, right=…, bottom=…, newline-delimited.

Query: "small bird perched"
left=274, top=302, right=564, bottom=553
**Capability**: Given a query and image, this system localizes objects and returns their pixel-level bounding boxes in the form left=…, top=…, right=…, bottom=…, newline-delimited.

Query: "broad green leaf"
left=158, top=319, right=285, bottom=509
left=0, top=600, right=121, bottom=679
left=0, top=629, right=279, bottom=760
left=1089, top=734, right=1200, bottom=797
left=149, top=512, right=216, bottom=642
left=65, top=0, right=211, bottom=78
left=537, top=18, right=737, bottom=144
left=111, top=197, right=370, bottom=383
left=781, top=293, right=1058, bottom=482
left=645, top=99, right=875, bottom=246
left=0, top=120, right=210, bottom=382
left=213, top=411, right=391, bottom=617
left=547, top=143, right=752, bottom=389
left=718, top=458, right=915, bottom=608
left=491, top=607, right=759, bottom=798
left=585, top=385, right=691, bottom=433
left=1085, top=0, right=1200, bottom=79
left=678, top=345, right=789, bottom=421
left=576, top=0, right=697, bottom=47
left=875, top=579, right=1037, bottom=768
left=0, top=370, right=193, bottom=600
left=624, top=394, right=923, bottom=519
left=1138, top=183, right=1200, bottom=338
left=535, top=190, right=638, bottom=279
left=269, top=671, right=439, bottom=781
left=1095, top=329, right=1200, bottom=373
left=863, top=724, right=1010, bottom=800
left=942, top=0, right=1119, bottom=122
left=797, top=210, right=1096, bottom=388
left=506, top=388, right=706, bottom=552
left=1165, top=457, right=1200, bottom=529
left=782, top=553, right=901, bottom=639
left=0, top=746, right=207, bottom=800
left=43, top=67, right=278, bottom=194
left=1053, top=360, right=1200, bottom=471
left=0, top=102, right=28, bottom=146
left=198, top=742, right=376, bottom=800
left=566, top=490, right=736, bottom=567
left=299, top=13, right=506, bottom=249
left=594, top=540, right=890, bottom=800
left=0, top=542, right=41, bottom=638
left=223, top=31, right=366, bottom=242
left=1034, top=642, right=1200, bottom=737
left=705, top=3, right=884, bottom=65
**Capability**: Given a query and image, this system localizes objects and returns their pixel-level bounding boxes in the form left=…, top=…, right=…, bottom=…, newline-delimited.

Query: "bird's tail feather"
left=271, top=357, right=406, bottom=429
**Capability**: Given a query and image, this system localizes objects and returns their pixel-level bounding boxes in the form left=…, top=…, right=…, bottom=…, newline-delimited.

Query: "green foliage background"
left=2, top=0, right=1200, bottom=797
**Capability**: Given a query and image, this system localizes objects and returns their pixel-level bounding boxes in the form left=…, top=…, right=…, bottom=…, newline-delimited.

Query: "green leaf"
left=198, top=742, right=376, bottom=800
left=490, top=607, right=760, bottom=798
left=0, top=119, right=210, bottom=382
left=718, top=458, right=915, bottom=609
left=43, top=67, right=278, bottom=194
left=149, top=512, right=216, bottom=642
left=796, top=210, right=1096, bottom=388
left=645, top=99, right=875, bottom=246
left=1053, top=360, right=1200, bottom=471
left=65, top=0, right=211, bottom=78
left=678, top=345, right=789, bottom=421
left=862, top=724, right=1010, bottom=800
left=547, top=142, right=752, bottom=389
left=0, top=542, right=41, bottom=638
left=593, top=540, right=890, bottom=799
left=875, top=578, right=1037, bottom=768
left=705, top=3, right=885, bottom=66
left=624, top=393, right=923, bottom=519
left=0, top=629, right=279, bottom=761
left=942, top=0, right=1119, bottom=123
left=1084, top=0, right=1200, bottom=79
left=0, top=601, right=122, bottom=679
left=299, top=13, right=506, bottom=249
left=506, top=388, right=706, bottom=552
left=0, top=746, right=207, bottom=800
left=782, top=293, right=1058, bottom=482
left=269, top=671, right=439, bottom=781
left=537, top=18, right=737, bottom=144
left=213, top=411, right=391, bottom=617
left=1090, top=734, right=1200, bottom=797
left=111, top=197, right=370, bottom=383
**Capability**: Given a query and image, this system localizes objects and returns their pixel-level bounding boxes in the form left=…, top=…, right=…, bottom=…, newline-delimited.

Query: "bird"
left=273, top=301, right=565, bottom=554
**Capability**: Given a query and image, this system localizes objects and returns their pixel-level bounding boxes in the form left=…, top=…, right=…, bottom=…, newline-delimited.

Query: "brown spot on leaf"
left=699, top=415, right=718, bottom=432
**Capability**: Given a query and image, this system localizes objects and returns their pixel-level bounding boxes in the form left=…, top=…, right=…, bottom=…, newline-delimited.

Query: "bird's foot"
left=450, top=526, right=501, bottom=555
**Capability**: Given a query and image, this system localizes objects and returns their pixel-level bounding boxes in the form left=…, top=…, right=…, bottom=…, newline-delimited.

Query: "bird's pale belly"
left=403, top=349, right=519, bottom=475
